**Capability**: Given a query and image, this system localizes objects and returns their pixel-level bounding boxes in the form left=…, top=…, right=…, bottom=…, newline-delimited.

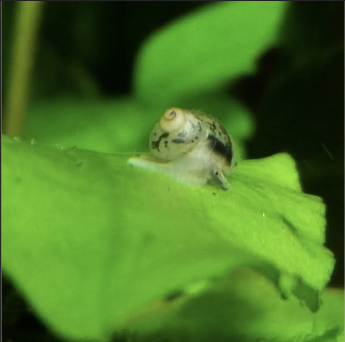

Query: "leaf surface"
left=2, top=136, right=334, bottom=340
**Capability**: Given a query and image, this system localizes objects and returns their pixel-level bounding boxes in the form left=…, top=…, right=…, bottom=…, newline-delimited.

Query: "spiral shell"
left=128, top=107, right=234, bottom=190
left=150, top=108, right=204, bottom=161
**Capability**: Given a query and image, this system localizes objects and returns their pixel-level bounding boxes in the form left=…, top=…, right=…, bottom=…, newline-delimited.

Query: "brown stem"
left=3, top=1, right=44, bottom=138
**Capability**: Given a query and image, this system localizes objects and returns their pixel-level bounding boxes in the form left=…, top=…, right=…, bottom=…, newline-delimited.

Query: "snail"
left=128, top=107, right=235, bottom=190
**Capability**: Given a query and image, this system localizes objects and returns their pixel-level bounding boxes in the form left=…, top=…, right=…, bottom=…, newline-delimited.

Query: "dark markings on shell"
left=172, top=138, right=185, bottom=144
left=198, top=121, right=202, bottom=132
left=178, top=130, right=187, bottom=137
left=208, top=121, right=217, bottom=134
left=207, top=134, right=233, bottom=164
left=164, top=141, right=169, bottom=148
left=151, top=132, right=169, bottom=152
left=219, top=124, right=228, bottom=135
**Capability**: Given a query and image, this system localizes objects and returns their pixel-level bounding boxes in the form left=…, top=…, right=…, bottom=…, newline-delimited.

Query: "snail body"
left=128, top=108, right=234, bottom=190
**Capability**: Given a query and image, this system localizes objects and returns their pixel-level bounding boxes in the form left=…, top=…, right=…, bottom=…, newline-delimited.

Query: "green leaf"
left=24, top=97, right=152, bottom=153
left=134, top=1, right=289, bottom=103
left=116, top=268, right=344, bottom=342
left=2, top=136, right=334, bottom=340
left=24, top=95, right=253, bottom=161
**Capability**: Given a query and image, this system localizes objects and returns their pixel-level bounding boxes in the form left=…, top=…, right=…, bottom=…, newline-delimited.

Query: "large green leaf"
left=2, top=136, right=334, bottom=340
left=134, top=1, right=288, bottom=104
left=116, top=268, right=344, bottom=342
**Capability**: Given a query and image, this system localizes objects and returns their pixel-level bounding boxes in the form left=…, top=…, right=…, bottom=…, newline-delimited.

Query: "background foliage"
left=2, top=2, right=344, bottom=342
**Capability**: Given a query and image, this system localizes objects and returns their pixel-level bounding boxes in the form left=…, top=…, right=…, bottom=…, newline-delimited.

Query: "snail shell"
left=128, top=108, right=234, bottom=190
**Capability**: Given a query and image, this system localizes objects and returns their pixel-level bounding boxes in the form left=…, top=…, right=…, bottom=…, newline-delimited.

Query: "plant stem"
left=3, top=1, right=44, bottom=138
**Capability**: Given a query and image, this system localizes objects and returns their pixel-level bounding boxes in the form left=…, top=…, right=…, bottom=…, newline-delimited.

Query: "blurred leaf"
left=134, top=1, right=289, bottom=104
left=24, top=97, right=150, bottom=153
left=2, top=136, right=334, bottom=340
left=24, top=96, right=253, bottom=161
left=312, top=288, right=345, bottom=342
left=116, top=268, right=344, bottom=342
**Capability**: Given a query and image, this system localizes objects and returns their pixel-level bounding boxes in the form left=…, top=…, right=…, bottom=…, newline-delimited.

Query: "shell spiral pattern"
left=128, top=107, right=235, bottom=190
